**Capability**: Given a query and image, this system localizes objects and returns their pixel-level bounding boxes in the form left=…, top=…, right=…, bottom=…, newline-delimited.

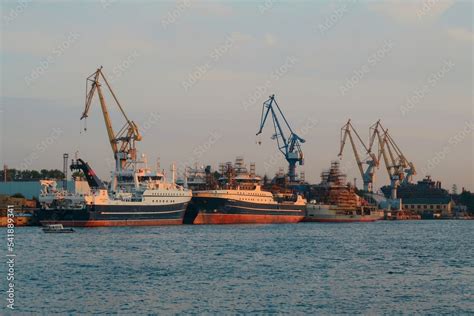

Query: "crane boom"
left=256, top=94, right=305, bottom=182
left=81, top=67, right=142, bottom=172
left=338, top=119, right=379, bottom=192
left=371, top=120, right=416, bottom=199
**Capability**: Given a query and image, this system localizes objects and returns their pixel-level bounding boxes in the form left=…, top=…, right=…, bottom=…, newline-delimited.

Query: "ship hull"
left=191, top=197, right=305, bottom=225
left=36, top=203, right=188, bottom=227
left=303, top=216, right=380, bottom=223
left=303, top=205, right=383, bottom=223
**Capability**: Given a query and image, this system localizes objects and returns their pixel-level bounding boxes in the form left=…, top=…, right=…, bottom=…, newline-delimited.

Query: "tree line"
left=0, top=169, right=65, bottom=181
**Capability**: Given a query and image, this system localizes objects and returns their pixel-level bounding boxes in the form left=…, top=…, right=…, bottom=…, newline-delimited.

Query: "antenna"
left=63, top=153, right=69, bottom=190
left=171, top=163, right=176, bottom=183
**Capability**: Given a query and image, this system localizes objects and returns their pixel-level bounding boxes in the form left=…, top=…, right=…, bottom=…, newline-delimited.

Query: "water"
left=2, top=221, right=473, bottom=314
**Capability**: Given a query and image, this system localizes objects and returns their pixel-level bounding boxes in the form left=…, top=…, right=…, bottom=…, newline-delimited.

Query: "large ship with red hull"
left=189, top=157, right=306, bottom=225
left=192, top=188, right=306, bottom=224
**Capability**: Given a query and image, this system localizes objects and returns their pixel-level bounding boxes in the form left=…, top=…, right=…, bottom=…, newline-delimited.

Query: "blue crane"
left=256, top=94, right=305, bottom=182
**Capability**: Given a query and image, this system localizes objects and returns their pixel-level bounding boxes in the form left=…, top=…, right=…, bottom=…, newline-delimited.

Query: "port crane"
left=338, top=119, right=379, bottom=192
left=370, top=120, right=416, bottom=199
left=81, top=67, right=142, bottom=172
left=256, top=94, right=305, bottom=182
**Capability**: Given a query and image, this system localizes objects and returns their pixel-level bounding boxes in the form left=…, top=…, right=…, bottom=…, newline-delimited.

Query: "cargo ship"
left=303, top=161, right=383, bottom=223
left=38, top=158, right=192, bottom=227
left=37, top=67, right=192, bottom=226
left=189, top=157, right=307, bottom=224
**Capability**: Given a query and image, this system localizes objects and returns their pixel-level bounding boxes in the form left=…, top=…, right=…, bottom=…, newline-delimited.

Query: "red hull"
left=194, top=213, right=304, bottom=225
left=40, top=219, right=183, bottom=227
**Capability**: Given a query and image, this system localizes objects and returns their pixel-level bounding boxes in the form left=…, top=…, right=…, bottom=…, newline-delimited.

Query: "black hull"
left=191, top=197, right=306, bottom=224
left=36, top=203, right=188, bottom=227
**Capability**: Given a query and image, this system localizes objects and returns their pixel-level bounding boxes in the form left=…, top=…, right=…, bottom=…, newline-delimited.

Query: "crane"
left=338, top=119, right=379, bottom=192
left=370, top=120, right=416, bottom=199
left=256, top=94, right=305, bottom=182
left=81, top=67, right=142, bottom=172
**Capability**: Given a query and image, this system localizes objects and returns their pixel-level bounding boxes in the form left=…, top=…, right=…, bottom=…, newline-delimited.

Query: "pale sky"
left=0, top=0, right=473, bottom=191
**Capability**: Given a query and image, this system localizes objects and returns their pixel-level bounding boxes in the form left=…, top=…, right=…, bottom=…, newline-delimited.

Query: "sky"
left=0, top=0, right=473, bottom=192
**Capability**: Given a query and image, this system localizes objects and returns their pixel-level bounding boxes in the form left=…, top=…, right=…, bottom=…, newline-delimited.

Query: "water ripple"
left=1, top=221, right=473, bottom=314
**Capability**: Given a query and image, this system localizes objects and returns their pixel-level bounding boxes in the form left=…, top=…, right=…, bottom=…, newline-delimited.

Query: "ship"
left=305, top=204, right=383, bottom=222
left=37, top=67, right=192, bottom=226
left=303, top=161, right=383, bottom=223
left=37, top=158, right=192, bottom=227
left=381, top=175, right=450, bottom=200
left=176, top=165, right=213, bottom=191
left=189, top=157, right=307, bottom=224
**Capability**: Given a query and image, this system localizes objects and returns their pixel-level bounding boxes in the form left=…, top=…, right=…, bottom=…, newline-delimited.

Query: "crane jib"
left=255, top=94, right=305, bottom=182
left=81, top=67, right=142, bottom=171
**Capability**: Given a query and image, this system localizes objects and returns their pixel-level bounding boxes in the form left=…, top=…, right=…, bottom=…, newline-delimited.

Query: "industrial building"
left=402, top=197, right=454, bottom=217
left=0, top=180, right=90, bottom=199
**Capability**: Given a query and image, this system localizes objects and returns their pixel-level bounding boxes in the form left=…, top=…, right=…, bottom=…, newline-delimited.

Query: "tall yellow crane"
left=338, top=119, right=379, bottom=192
left=81, top=67, right=142, bottom=172
left=370, top=120, right=416, bottom=199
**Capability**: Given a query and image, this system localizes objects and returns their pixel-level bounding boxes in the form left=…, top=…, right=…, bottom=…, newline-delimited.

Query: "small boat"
left=42, top=224, right=75, bottom=233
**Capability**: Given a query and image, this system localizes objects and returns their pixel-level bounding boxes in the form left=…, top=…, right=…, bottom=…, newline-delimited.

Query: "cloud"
left=447, top=27, right=474, bottom=42
left=368, top=0, right=455, bottom=24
